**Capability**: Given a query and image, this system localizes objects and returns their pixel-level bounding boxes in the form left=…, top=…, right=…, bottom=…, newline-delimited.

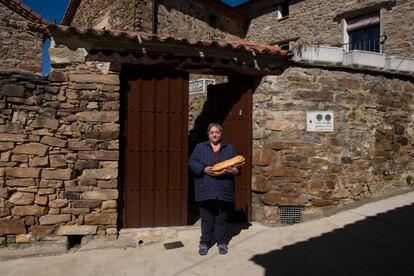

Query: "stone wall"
left=0, top=2, right=43, bottom=73
left=251, top=66, right=414, bottom=223
left=0, top=49, right=120, bottom=245
left=244, top=0, right=414, bottom=58
left=71, top=0, right=245, bottom=41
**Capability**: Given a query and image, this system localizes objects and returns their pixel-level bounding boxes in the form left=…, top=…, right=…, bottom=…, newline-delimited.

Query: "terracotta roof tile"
left=48, top=25, right=292, bottom=58
left=0, top=0, right=49, bottom=26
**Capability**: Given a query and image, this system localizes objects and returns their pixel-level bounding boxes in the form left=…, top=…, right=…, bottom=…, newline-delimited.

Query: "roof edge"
left=0, top=0, right=49, bottom=26
left=61, top=0, right=82, bottom=26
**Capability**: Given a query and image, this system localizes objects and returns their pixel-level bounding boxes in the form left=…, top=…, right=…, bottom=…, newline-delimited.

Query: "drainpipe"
left=152, top=0, right=158, bottom=34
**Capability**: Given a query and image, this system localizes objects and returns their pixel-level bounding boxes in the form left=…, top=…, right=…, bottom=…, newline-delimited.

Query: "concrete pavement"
left=3, top=191, right=414, bottom=276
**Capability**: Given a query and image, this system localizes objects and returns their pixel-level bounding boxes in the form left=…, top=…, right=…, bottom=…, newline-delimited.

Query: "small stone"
left=78, top=150, right=119, bottom=161
left=252, top=176, right=272, bottom=193
left=82, top=190, right=118, bottom=200
left=35, top=195, right=49, bottom=206
left=12, top=143, right=48, bottom=155
left=78, top=178, right=97, bottom=186
left=72, top=200, right=101, bottom=208
left=0, top=142, right=14, bottom=151
left=252, top=149, right=274, bottom=166
left=106, top=228, right=117, bottom=235
left=61, top=207, right=89, bottom=214
left=75, top=111, right=119, bottom=123
left=9, top=192, right=35, bottom=205
left=0, top=134, right=26, bottom=142
left=312, top=199, right=336, bottom=206
left=16, top=233, right=32, bottom=243
left=265, top=121, right=305, bottom=131
left=56, top=225, right=97, bottom=235
left=74, top=160, right=99, bottom=170
left=262, top=164, right=305, bottom=177
left=11, top=205, right=46, bottom=216
left=39, top=214, right=71, bottom=225
left=48, top=208, right=60, bottom=215
left=48, top=71, right=69, bottom=82
left=49, top=47, right=85, bottom=65
left=84, top=213, right=117, bottom=225
left=41, top=169, right=75, bottom=180
left=30, top=225, right=56, bottom=236
left=49, top=199, right=68, bottom=208
left=37, top=188, right=56, bottom=195
left=102, top=200, right=117, bottom=209
left=2, top=84, right=25, bottom=97
left=97, top=179, right=117, bottom=189
left=68, top=139, right=97, bottom=151
left=6, top=178, right=36, bottom=187
left=81, top=169, right=117, bottom=179
left=40, top=136, right=67, bottom=147
left=29, top=156, right=49, bottom=167
left=30, top=118, right=59, bottom=130
left=68, top=74, right=119, bottom=85
left=12, top=154, right=29, bottom=162
left=64, top=192, right=81, bottom=200
left=40, top=179, right=63, bottom=188
left=6, top=168, right=41, bottom=178
left=0, top=219, right=26, bottom=234
left=50, top=155, right=66, bottom=168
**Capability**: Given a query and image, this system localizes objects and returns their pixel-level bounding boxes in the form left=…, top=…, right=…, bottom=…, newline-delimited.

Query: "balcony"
left=293, top=38, right=414, bottom=74
left=386, top=56, right=414, bottom=73
left=343, top=50, right=386, bottom=68
left=293, top=45, right=343, bottom=64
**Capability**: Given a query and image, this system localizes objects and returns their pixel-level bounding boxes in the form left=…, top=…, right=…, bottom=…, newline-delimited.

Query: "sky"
left=20, top=0, right=250, bottom=75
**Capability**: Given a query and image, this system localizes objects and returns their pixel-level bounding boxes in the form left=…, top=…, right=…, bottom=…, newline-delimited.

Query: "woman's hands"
left=204, top=166, right=214, bottom=176
left=225, top=166, right=238, bottom=175
left=204, top=166, right=238, bottom=176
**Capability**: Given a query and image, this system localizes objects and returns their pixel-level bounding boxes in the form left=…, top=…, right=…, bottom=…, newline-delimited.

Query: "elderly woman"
left=189, top=123, right=239, bottom=255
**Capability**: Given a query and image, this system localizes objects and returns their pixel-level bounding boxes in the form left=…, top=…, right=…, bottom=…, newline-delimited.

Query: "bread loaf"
left=211, top=155, right=245, bottom=176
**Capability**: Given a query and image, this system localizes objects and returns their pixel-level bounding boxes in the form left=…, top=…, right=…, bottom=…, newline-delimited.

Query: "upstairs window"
left=345, top=12, right=382, bottom=52
left=277, top=2, right=289, bottom=20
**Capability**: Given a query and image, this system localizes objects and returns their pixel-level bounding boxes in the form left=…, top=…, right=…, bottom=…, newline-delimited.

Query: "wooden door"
left=207, top=77, right=253, bottom=221
left=120, top=70, right=189, bottom=228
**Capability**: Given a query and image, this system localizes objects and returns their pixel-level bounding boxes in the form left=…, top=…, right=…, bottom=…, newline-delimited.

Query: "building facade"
left=0, top=0, right=413, bottom=247
left=0, top=0, right=48, bottom=74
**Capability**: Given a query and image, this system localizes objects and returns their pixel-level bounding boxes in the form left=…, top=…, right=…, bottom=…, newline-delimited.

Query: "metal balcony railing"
left=342, top=35, right=387, bottom=53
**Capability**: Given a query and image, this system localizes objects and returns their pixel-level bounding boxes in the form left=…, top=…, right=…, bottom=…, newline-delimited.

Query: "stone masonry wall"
left=245, top=0, right=414, bottom=58
left=0, top=2, right=43, bottom=73
left=71, top=0, right=245, bottom=41
left=0, top=49, right=120, bottom=245
left=251, top=66, right=414, bottom=224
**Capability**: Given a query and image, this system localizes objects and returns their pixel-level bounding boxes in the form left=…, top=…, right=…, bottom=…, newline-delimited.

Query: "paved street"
left=3, top=191, right=414, bottom=276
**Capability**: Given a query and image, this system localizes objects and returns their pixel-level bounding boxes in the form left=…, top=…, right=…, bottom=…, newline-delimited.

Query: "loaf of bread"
left=211, top=155, right=245, bottom=176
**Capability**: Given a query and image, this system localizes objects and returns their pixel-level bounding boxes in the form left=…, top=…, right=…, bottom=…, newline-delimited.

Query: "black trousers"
left=198, top=200, right=232, bottom=246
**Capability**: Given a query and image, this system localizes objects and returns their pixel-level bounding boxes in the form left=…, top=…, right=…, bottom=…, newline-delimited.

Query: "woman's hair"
left=207, top=123, right=222, bottom=135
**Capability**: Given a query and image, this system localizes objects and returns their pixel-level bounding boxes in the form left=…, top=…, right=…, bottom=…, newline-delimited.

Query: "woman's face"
left=208, top=126, right=222, bottom=145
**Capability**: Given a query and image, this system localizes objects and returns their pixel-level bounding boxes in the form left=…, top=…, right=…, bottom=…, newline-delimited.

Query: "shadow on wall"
left=250, top=203, right=414, bottom=276
left=158, top=0, right=248, bottom=37
left=187, top=81, right=245, bottom=225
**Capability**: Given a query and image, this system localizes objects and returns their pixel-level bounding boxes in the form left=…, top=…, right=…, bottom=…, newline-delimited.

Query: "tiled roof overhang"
left=0, top=0, right=49, bottom=32
left=48, top=25, right=293, bottom=76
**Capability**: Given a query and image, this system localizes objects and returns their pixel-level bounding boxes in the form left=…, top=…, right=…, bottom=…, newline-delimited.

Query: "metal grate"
left=279, top=205, right=303, bottom=224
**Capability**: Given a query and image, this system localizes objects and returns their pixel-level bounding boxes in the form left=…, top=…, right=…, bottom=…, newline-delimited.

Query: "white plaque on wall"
left=306, top=111, right=334, bottom=132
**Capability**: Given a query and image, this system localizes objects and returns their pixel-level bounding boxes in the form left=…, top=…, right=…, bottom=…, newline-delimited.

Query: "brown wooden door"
left=207, top=77, right=253, bottom=221
left=121, top=70, right=189, bottom=228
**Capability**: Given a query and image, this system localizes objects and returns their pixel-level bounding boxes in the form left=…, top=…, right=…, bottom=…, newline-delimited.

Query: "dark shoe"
left=199, top=244, right=209, bottom=256
left=218, top=243, right=228, bottom=255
